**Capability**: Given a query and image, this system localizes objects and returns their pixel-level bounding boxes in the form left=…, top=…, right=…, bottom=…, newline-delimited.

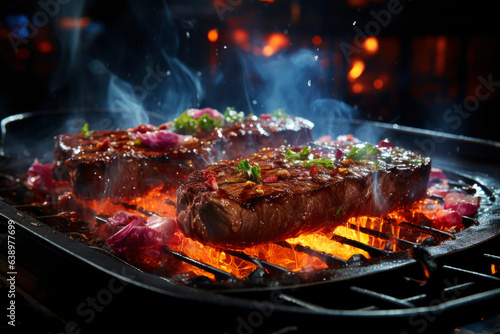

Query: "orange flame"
left=80, top=183, right=466, bottom=281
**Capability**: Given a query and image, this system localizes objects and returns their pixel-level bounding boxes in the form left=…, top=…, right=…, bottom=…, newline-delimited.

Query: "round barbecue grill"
left=1, top=110, right=499, bottom=334
left=1, top=1, right=500, bottom=333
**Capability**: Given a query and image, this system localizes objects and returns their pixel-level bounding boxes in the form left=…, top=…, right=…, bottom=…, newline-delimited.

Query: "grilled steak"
left=176, top=141, right=431, bottom=248
left=53, top=116, right=313, bottom=199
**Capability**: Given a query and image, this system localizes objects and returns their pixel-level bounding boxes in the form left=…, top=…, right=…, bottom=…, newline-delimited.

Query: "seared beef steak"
left=176, top=142, right=431, bottom=248
left=53, top=116, right=313, bottom=199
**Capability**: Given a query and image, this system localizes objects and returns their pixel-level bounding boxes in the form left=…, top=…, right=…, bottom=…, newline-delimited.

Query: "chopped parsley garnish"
left=222, top=107, right=245, bottom=125
left=346, top=143, right=378, bottom=161
left=173, top=107, right=245, bottom=134
left=173, top=110, right=220, bottom=134
left=302, top=158, right=335, bottom=169
left=285, top=145, right=312, bottom=160
left=272, top=108, right=289, bottom=119
left=335, top=206, right=342, bottom=216
left=79, top=123, right=94, bottom=137
left=285, top=145, right=335, bottom=169
left=197, top=113, right=220, bottom=131
left=237, top=159, right=261, bottom=181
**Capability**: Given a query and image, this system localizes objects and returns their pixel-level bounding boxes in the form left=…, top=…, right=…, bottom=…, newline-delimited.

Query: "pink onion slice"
left=137, top=130, right=192, bottom=149
left=430, top=168, right=448, bottom=180
left=105, top=212, right=180, bottom=257
left=444, top=192, right=480, bottom=216
left=186, top=107, right=222, bottom=120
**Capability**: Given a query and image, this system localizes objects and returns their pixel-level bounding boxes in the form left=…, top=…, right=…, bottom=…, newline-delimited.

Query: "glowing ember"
left=75, top=192, right=479, bottom=281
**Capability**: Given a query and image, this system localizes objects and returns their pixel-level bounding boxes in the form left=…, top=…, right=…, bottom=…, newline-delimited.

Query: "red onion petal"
left=436, top=209, right=463, bottom=226
left=444, top=192, right=480, bottom=216
left=137, top=130, right=190, bottom=149
left=186, top=108, right=222, bottom=120
left=430, top=168, right=448, bottom=180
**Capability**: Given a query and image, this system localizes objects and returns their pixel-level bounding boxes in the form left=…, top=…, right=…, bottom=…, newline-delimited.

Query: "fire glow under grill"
left=1, top=159, right=495, bottom=287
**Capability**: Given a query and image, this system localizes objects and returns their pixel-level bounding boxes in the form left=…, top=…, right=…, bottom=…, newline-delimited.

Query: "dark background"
left=1, top=0, right=499, bottom=142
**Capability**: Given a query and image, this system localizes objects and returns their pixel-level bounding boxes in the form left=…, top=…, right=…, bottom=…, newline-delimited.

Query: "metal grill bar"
left=275, top=241, right=348, bottom=268
left=484, top=253, right=500, bottom=265
left=223, top=249, right=292, bottom=276
left=347, top=223, right=418, bottom=250
left=161, top=245, right=236, bottom=281
left=350, top=286, right=416, bottom=308
left=395, top=220, right=454, bottom=242
left=331, top=234, right=390, bottom=258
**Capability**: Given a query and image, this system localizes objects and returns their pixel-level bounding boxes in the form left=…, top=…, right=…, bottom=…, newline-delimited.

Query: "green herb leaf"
left=79, top=123, right=94, bottom=137
left=197, top=113, right=220, bottom=131
left=237, top=159, right=251, bottom=172
left=285, top=145, right=312, bottom=160
left=173, top=110, right=198, bottom=134
left=173, top=107, right=244, bottom=134
left=222, top=107, right=245, bottom=125
left=237, top=159, right=260, bottom=181
left=250, top=165, right=261, bottom=180
left=272, top=108, right=289, bottom=119
left=302, top=158, right=334, bottom=169
left=286, top=146, right=335, bottom=169
left=347, top=143, right=377, bottom=161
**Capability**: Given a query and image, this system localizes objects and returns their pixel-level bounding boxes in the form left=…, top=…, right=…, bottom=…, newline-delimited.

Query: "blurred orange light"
left=312, top=35, right=322, bottom=46
left=207, top=29, right=219, bottom=43
left=262, top=45, right=274, bottom=57
left=348, top=60, right=365, bottom=80
left=233, top=29, right=251, bottom=52
left=233, top=29, right=248, bottom=44
left=373, top=78, right=384, bottom=89
left=58, top=17, right=90, bottom=29
left=352, top=83, right=363, bottom=94
left=364, top=37, right=379, bottom=53
left=262, top=32, right=290, bottom=57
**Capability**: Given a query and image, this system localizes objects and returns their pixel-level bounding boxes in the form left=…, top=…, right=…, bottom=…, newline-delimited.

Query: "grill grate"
left=1, top=167, right=498, bottom=287
left=1, top=165, right=500, bottom=333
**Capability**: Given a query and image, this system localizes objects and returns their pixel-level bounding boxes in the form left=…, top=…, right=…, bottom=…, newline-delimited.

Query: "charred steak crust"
left=53, top=117, right=313, bottom=199
left=176, top=142, right=431, bottom=248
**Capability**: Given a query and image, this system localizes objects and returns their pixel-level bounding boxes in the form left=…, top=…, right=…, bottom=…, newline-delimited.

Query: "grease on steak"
left=53, top=117, right=313, bottom=199
left=176, top=143, right=431, bottom=248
